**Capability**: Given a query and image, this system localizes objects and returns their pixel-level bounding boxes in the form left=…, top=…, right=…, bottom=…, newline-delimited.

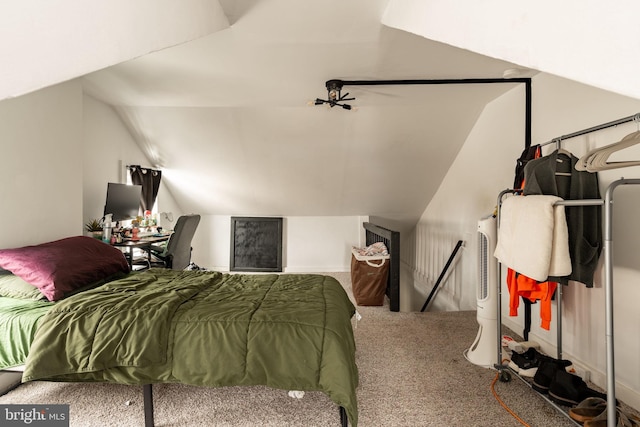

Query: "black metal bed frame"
left=142, top=384, right=348, bottom=427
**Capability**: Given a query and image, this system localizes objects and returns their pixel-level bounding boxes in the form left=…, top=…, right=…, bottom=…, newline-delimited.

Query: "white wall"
left=0, top=85, right=183, bottom=246
left=411, top=72, right=640, bottom=408
left=407, top=83, right=526, bottom=312
left=1, top=84, right=361, bottom=271
left=82, top=95, right=366, bottom=272
left=82, top=95, right=146, bottom=222
left=0, top=80, right=83, bottom=247
left=284, top=216, right=365, bottom=272
left=82, top=94, right=184, bottom=230
left=192, top=215, right=365, bottom=272
left=524, top=74, right=640, bottom=409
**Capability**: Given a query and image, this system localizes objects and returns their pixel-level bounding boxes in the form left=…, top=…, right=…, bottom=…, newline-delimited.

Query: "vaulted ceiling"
left=80, top=0, right=526, bottom=226
left=8, top=0, right=530, bottom=227
left=6, top=1, right=640, bottom=228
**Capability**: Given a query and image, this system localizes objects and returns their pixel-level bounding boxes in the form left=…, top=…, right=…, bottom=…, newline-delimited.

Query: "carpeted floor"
left=0, top=272, right=593, bottom=426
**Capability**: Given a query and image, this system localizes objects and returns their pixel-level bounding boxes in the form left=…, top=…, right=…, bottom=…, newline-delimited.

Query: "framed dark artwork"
left=230, top=217, right=283, bottom=272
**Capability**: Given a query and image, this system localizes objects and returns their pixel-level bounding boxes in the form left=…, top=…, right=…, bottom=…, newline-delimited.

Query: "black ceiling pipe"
left=321, top=77, right=532, bottom=149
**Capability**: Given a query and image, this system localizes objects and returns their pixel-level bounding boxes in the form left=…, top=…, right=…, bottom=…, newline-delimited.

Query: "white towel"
left=494, top=195, right=572, bottom=282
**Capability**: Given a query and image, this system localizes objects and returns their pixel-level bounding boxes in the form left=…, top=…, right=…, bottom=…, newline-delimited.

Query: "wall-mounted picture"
left=230, top=216, right=283, bottom=272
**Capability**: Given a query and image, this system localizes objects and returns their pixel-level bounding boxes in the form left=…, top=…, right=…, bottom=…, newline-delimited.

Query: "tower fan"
left=465, top=214, right=498, bottom=368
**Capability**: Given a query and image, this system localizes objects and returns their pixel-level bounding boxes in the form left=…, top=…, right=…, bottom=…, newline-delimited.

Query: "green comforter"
left=0, top=298, right=52, bottom=369
left=23, top=269, right=359, bottom=425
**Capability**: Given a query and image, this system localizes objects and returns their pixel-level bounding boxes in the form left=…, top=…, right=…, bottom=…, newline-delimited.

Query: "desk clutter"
left=103, top=226, right=169, bottom=245
left=85, top=210, right=170, bottom=245
left=84, top=213, right=200, bottom=271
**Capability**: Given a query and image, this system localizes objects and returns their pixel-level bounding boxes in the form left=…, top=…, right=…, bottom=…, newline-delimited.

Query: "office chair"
left=149, top=214, right=201, bottom=270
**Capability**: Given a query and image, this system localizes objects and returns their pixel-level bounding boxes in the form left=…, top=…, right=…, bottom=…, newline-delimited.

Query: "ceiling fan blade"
left=338, top=92, right=356, bottom=101
left=311, top=97, right=355, bottom=111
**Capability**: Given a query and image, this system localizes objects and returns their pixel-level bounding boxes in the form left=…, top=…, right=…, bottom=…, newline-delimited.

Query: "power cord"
left=490, top=359, right=531, bottom=427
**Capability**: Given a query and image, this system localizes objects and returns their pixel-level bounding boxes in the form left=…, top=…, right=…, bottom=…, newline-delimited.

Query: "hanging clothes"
left=495, top=195, right=571, bottom=282
left=507, top=269, right=557, bottom=330
left=498, top=196, right=566, bottom=331
left=513, top=144, right=541, bottom=189
left=523, top=149, right=602, bottom=287
left=504, top=144, right=558, bottom=331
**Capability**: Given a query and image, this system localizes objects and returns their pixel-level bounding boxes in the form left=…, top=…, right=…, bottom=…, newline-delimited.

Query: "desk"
left=113, top=235, right=170, bottom=270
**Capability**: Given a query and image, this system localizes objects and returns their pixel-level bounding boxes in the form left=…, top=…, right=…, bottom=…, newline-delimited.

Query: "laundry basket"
left=350, top=244, right=390, bottom=306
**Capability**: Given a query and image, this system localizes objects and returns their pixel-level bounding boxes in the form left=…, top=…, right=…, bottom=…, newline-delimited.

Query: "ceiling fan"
left=313, top=79, right=355, bottom=110
left=313, top=76, right=533, bottom=112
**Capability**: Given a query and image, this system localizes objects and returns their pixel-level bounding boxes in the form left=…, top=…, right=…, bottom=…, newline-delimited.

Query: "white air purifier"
left=465, top=215, right=498, bottom=368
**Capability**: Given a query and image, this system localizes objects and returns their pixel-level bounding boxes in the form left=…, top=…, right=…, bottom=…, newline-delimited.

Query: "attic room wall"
left=81, top=95, right=183, bottom=226
left=415, top=72, right=640, bottom=409
left=194, top=215, right=366, bottom=272
left=407, top=83, right=525, bottom=314
left=0, top=80, right=83, bottom=247
left=82, top=96, right=366, bottom=272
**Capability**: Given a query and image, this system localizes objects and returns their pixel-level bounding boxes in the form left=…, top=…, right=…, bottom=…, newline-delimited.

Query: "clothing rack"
left=539, top=112, right=640, bottom=148
left=495, top=113, right=640, bottom=427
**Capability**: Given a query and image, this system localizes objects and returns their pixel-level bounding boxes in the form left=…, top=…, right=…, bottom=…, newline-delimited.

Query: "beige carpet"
left=0, top=272, right=586, bottom=426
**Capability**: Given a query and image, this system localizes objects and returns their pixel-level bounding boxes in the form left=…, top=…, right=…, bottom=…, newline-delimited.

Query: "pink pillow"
left=0, top=236, right=130, bottom=301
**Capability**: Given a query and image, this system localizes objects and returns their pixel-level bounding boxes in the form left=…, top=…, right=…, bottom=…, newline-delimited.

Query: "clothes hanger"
left=552, top=138, right=573, bottom=161
left=553, top=139, right=573, bottom=176
left=576, top=129, right=640, bottom=172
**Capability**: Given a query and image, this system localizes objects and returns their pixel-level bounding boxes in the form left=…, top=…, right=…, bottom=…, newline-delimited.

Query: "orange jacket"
left=505, top=144, right=557, bottom=329
left=507, top=268, right=557, bottom=330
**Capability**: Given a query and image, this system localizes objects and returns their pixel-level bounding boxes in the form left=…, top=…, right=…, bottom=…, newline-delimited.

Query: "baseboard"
left=203, top=267, right=350, bottom=273
left=282, top=266, right=349, bottom=273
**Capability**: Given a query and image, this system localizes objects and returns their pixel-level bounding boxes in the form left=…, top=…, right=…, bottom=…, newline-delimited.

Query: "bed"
left=0, top=236, right=359, bottom=426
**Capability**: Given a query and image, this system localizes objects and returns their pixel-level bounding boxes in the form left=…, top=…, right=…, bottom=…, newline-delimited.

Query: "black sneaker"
left=509, top=347, right=555, bottom=377
left=508, top=347, right=543, bottom=377
left=548, top=370, right=607, bottom=407
left=532, top=357, right=573, bottom=394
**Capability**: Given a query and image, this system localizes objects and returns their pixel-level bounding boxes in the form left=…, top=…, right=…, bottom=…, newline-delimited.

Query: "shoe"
left=508, top=347, right=549, bottom=377
left=569, top=397, right=607, bottom=423
left=532, top=357, right=573, bottom=394
left=549, top=370, right=607, bottom=407
left=584, top=406, right=640, bottom=427
left=509, top=348, right=540, bottom=377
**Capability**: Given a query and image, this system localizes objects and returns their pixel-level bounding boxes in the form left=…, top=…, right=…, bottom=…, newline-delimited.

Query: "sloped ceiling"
left=82, top=0, right=526, bottom=226
left=0, top=0, right=228, bottom=100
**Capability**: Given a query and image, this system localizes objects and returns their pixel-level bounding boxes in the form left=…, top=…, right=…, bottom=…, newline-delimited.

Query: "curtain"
left=128, top=165, right=162, bottom=213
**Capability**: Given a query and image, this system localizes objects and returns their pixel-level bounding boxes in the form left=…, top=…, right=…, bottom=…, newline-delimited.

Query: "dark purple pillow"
left=0, top=236, right=130, bottom=301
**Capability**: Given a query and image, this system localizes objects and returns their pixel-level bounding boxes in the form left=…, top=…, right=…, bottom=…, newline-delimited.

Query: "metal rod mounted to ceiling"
left=317, top=77, right=533, bottom=149
left=540, top=112, right=640, bottom=148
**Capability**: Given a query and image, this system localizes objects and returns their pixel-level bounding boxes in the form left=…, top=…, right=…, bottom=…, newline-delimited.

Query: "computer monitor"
left=103, top=183, right=142, bottom=222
